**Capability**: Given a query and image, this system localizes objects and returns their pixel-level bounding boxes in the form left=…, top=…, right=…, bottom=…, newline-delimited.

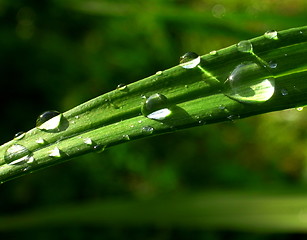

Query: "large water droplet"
left=264, top=30, right=279, bottom=40
left=141, top=93, right=172, bottom=120
left=36, top=110, right=62, bottom=130
left=179, top=52, right=201, bottom=69
left=236, top=40, right=253, bottom=53
left=224, top=62, right=275, bottom=103
left=4, top=144, right=32, bottom=165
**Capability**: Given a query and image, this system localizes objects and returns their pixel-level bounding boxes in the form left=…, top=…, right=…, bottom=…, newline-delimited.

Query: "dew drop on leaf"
left=36, top=137, right=46, bottom=145
left=49, top=147, right=61, bottom=158
left=4, top=144, right=32, bottom=165
left=236, top=40, right=253, bottom=53
left=224, top=61, right=275, bottom=104
left=264, top=30, right=279, bottom=40
left=116, top=83, right=128, bottom=91
left=14, top=131, right=26, bottom=140
left=179, top=52, right=201, bottom=69
left=281, top=89, right=288, bottom=96
left=36, top=110, right=62, bottom=130
left=141, top=93, right=172, bottom=120
left=141, top=126, right=154, bottom=135
left=83, top=138, right=93, bottom=146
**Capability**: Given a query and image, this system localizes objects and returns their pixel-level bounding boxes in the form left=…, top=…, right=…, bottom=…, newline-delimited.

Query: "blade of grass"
left=0, top=26, right=306, bottom=182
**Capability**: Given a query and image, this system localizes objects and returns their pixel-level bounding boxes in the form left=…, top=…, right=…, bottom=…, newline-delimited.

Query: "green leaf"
left=0, top=26, right=307, bottom=182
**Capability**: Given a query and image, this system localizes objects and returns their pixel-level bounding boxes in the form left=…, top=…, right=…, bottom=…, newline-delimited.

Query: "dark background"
left=1, top=0, right=307, bottom=239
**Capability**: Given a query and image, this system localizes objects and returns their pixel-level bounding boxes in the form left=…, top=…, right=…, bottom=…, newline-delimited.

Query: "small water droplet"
left=296, top=107, right=304, bottom=111
left=83, top=138, right=93, bottom=146
left=49, top=147, right=61, bottom=158
left=156, top=71, right=163, bottom=75
left=236, top=40, right=253, bottom=53
left=4, top=144, right=32, bottom=165
left=116, top=83, right=128, bottom=91
left=93, top=144, right=106, bottom=153
left=75, top=115, right=80, bottom=119
left=36, top=137, right=46, bottom=145
left=179, top=52, right=201, bottom=69
left=141, top=126, right=154, bottom=135
left=224, top=61, right=275, bottom=104
left=14, top=131, right=26, bottom=140
left=26, top=156, right=35, bottom=164
left=36, top=110, right=62, bottom=130
left=284, top=53, right=288, bottom=57
left=122, top=135, right=130, bottom=141
left=281, top=89, right=288, bottom=96
left=209, top=50, right=217, bottom=56
left=264, top=30, right=279, bottom=40
left=269, top=61, right=278, bottom=69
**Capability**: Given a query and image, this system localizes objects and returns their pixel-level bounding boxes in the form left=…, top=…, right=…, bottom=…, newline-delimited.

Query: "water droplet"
left=36, top=137, right=46, bottom=145
left=84, top=138, right=93, bottom=146
left=141, top=126, right=154, bottom=135
left=281, top=89, right=288, bottom=96
left=49, top=147, right=61, bottom=158
left=296, top=107, right=304, bottom=111
left=269, top=61, right=278, bottom=69
left=224, top=62, right=275, bottom=103
left=179, top=52, right=201, bottom=69
left=236, top=40, right=253, bottom=53
left=209, top=50, right=217, bottom=56
left=156, top=71, right=163, bottom=75
left=4, top=144, right=32, bottom=165
left=122, top=135, right=130, bottom=141
left=36, top=110, right=62, bottom=130
left=264, top=30, right=278, bottom=40
left=14, top=131, right=25, bottom=140
left=116, top=83, right=128, bottom=91
left=93, top=144, right=106, bottom=153
left=26, top=156, right=35, bottom=164
left=142, top=93, right=170, bottom=118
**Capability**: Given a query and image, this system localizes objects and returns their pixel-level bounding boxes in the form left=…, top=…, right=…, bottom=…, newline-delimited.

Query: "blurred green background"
left=1, top=0, right=307, bottom=239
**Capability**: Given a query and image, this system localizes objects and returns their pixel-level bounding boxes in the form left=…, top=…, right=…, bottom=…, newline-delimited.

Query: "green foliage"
left=1, top=0, right=307, bottom=239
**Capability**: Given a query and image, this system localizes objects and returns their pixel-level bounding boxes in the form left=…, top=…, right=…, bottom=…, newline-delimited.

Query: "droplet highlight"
left=179, top=52, right=201, bottom=69
left=36, top=110, right=62, bottom=130
left=4, top=144, right=32, bottom=165
left=224, top=61, right=275, bottom=104
left=264, top=30, right=278, bottom=40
